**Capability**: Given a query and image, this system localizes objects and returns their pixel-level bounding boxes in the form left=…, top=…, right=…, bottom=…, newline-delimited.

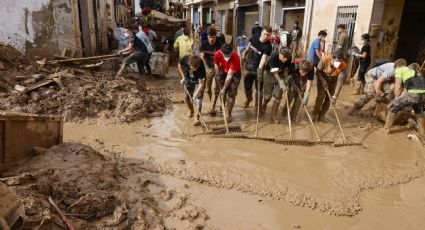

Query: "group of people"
left=116, top=19, right=425, bottom=137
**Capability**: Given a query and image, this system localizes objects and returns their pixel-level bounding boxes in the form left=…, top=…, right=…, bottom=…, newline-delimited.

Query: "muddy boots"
left=116, top=63, right=128, bottom=78
left=226, top=101, right=234, bottom=123
left=417, top=115, right=425, bottom=136
left=349, top=103, right=362, bottom=116
left=270, top=101, right=280, bottom=124
left=208, top=95, right=218, bottom=115
left=242, top=92, right=253, bottom=108
left=260, top=99, right=270, bottom=117
left=185, top=97, right=194, bottom=117
left=383, top=111, right=396, bottom=134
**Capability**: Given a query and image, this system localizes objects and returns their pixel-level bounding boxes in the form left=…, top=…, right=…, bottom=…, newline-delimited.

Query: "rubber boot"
left=226, top=101, right=234, bottom=123
left=359, top=83, right=365, bottom=95
left=208, top=95, right=218, bottom=115
left=185, top=97, right=194, bottom=117
left=193, top=114, right=201, bottom=126
left=270, top=102, right=279, bottom=124
left=349, top=104, right=362, bottom=116
left=416, top=115, right=425, bottom=136
left=243, top=92, right=253, bottom=108
left=260, top=99, right=270, bottom=117
left=383, top=111, right=396, bottom=134
left=116, top=63, right=127, bottom=77
left=352, top=81, right=361, bottom=95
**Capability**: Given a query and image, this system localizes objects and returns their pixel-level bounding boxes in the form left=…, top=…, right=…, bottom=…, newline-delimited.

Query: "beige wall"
left=308, top=0, right=375, bottom=54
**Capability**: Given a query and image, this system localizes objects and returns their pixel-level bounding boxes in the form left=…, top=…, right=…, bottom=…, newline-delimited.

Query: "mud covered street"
left=61, top=70, right=425, bottom=229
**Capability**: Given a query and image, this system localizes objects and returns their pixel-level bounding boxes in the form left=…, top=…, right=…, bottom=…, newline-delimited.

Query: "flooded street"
left=65, top=71, right=425, bottom=229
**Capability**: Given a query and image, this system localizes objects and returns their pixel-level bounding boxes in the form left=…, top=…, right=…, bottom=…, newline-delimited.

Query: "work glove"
left=331, top=95, right=337, bottom=105
left=350, top=50, right=357, bottom=57
left=256, top=68, right=264, bottom=82
left=180, top=78, right=187, bottom=85
left=219, top=86, right=227, bottom=96
left=278, top=79, right=287, bottom=91
left=302, top=92, right=310, bottom=106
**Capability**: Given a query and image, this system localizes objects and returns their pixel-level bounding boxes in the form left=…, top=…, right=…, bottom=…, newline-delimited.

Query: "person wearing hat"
left=351, top=33, right=371, bottom=94
left=260, top=47, right=293, bottom=123
left=312, top=50, right=347, bottom=121
left=236, top=31, right=249, bottom=64
left=251, top=21, right=263, bottom=37
left=215, top=44, right=242, bottom=123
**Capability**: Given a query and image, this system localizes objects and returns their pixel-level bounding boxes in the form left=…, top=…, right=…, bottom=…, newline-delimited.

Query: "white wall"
left=0, top=0, right=79, bottom=57
left=307, top=0, right=375, bottom=54
left=0, top=0, right=51, bottom=54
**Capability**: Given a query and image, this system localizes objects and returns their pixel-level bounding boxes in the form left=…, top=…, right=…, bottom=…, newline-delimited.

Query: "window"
left=333, top=5, right=358, bottom=50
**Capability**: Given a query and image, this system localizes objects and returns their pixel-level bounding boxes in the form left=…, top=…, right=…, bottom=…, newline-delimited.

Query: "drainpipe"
left=233, top=0, right=238, bottom=47
left=303, top=0, right=314, bottom=58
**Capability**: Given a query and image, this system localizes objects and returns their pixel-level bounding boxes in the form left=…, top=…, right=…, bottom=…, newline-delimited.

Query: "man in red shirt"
left=214, top=44, right=241, bottom=122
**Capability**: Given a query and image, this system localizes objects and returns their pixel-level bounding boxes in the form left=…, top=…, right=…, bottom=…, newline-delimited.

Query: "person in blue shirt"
left=307, top=30, right=327, bottom=67
left=236, top=31, right=249, bottom=61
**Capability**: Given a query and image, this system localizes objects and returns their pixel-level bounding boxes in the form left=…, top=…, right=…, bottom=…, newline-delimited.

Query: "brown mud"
left=63, top=70, right=425, bottom=229
left=0, top=43, right=171, bottom=124
left=3, top=142, right=210, bottom=229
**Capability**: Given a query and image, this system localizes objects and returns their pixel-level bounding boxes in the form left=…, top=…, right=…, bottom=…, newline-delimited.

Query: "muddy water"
left=65, top=73, right=425, bottom=229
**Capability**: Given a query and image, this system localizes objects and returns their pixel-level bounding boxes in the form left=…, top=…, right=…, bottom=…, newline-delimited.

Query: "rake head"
left=274, top=138, right=314, bottom=146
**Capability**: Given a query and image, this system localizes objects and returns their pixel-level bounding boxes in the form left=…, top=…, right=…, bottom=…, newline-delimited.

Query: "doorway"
left=395, top=0, right=425, bottom=64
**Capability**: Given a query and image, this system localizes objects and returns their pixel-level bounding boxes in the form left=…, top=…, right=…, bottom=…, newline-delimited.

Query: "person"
left=116, top=25, right=149, bottom=77
left=312, top=50, right=347, bottom=121
left=290, top=21, right=302, bottom=57
left=174, top=25, right=185, bottom=40
left=236, top=31, right=249, bottom=62
left=217, top=28, right=226, bottom=44
left=383, top=59, right=425, bottom=135
left=251, top=21, right=263, bottom=37
left=260, top=47, right=293, bottom=123
left=200, top=27, right=223, bottom=113
left=279, top=24, right=291, bottom=48
left=200, top=23, right=211, bottom=43
left=352, top=33, right=371, bottom=95
left=243, top=26, right=273, bottom=111
left=214, top=44, right=242, bottom=122
left=270, top=30, right=281, bottom=52
left=135, top=28, right=154, bottom=76
left=178, top=55, right=206, bottom=126
left=282, top=59, right=315, bottom=121
left=335, top=24, right=349, bottom=59
left=210, top=19, right=220, bottom=31
left=174, top=27, right=194, bottom=59
left=114, top=22, right=128, bottom=50
left=349, top=62, right=396, bottom=115
left=307, top=30, right=327, bottom=67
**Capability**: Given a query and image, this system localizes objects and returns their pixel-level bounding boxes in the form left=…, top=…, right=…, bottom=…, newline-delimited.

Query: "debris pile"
left=1, top=142, right=209, bottom=229
left=0, top=43, right=171, bottom=123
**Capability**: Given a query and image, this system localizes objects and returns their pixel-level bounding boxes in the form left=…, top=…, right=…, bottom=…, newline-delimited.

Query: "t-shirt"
left=174, top=35, right=194, bottom=59
left=359, top=43, right=371, bottom=68
left=200, top=40, right=223, bottom=68
left=367, top=62, right=395, bottom=80
left=265, top=52, right=293, bottom=75
left=214, top=50, right=241, bottom=74
left=245, top=35, right=272, bottom=70
left=279, top=31, right=290, bottom=47
left=291, top=26, right=302, bottom=41
left=130, top=34, right=148, bottom=53
left=395, top=66, right=425, bottom=93
left=251, top=26, right=263, bottom=37
left=317, top=55, right=347, bottom=81
left=179, top=55, right=206, bottom=84
left=336, top=32, right=349, bottom=58
left=236, top=36, right=249, bottom=49
left=307, top=38, right=321, bottom=65
left=136, top=31, right=153, bottom=53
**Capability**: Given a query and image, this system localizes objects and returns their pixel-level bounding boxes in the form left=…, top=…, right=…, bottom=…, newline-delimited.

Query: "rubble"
left=0, top=43, right=171, bottom=124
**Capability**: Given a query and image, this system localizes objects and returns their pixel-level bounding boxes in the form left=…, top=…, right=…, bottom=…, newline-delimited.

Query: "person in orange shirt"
left=313, top=50, right=347, bottom=121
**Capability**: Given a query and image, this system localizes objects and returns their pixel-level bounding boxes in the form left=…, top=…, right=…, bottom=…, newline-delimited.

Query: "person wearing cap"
left=200, top=27, right=223, bottom=114
left=351, top=33, right=371, bottom=95
left=251, top=21, right=263, bottom=37
left=214, top=44, right=242, bottom=123
left=243, top=26, right=273, bottom=111
left=312, top=50, right=347, bottom=121
left=236, top=31, right=249, bottom=64
left=260, top=47, right=293, bottom=123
